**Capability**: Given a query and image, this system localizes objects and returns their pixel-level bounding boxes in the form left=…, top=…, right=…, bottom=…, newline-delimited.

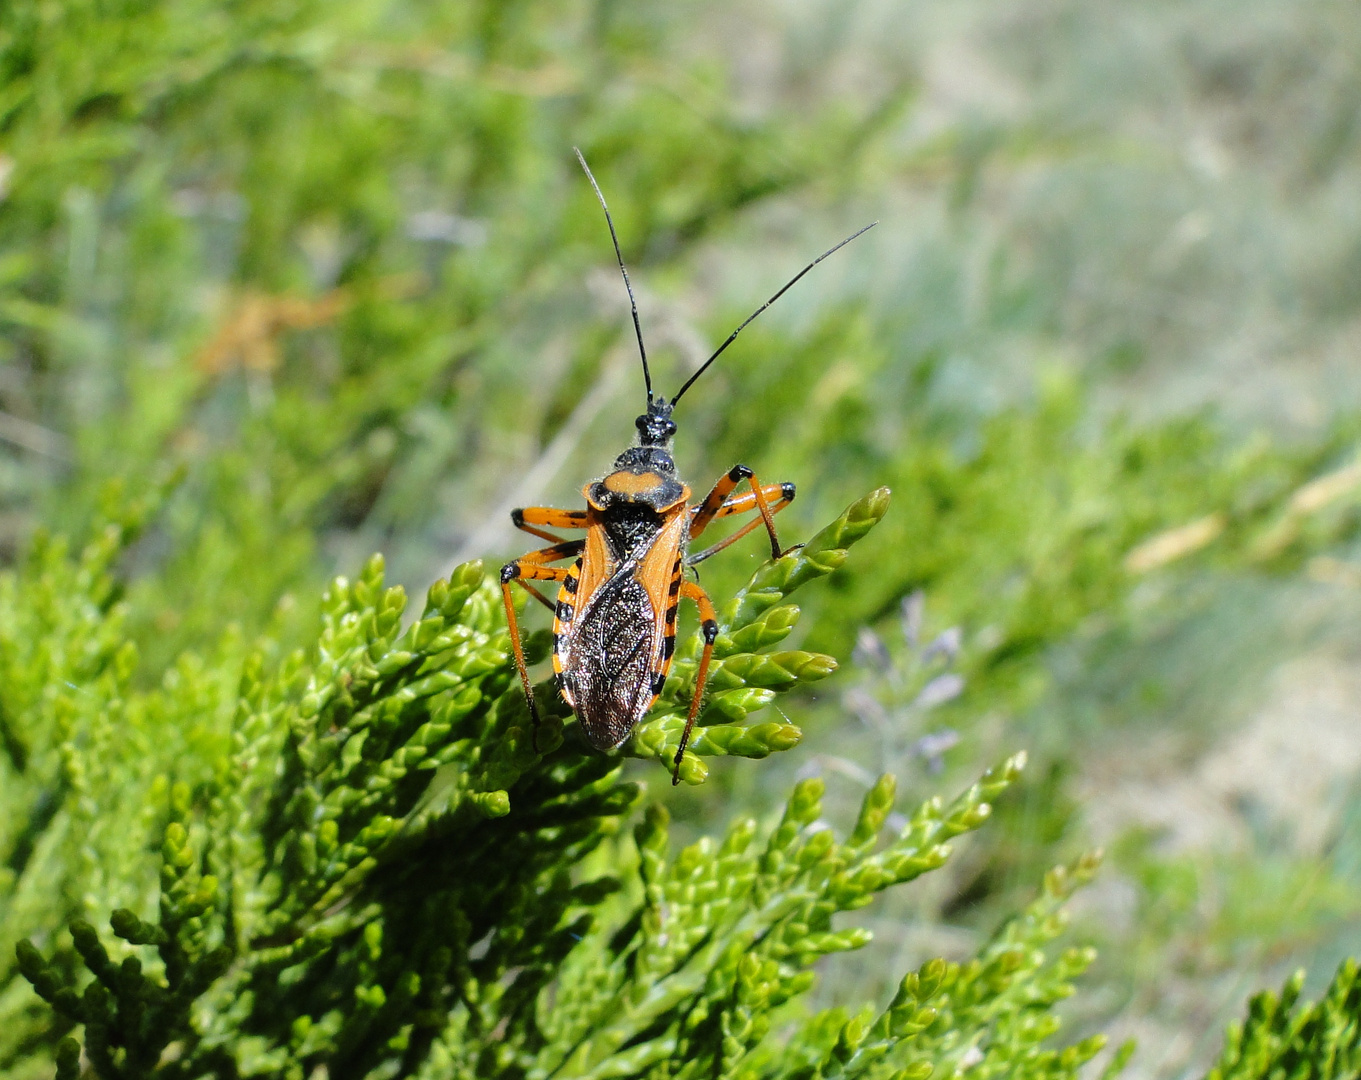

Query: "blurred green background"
left=3, top=0, right=1361, bottom=1074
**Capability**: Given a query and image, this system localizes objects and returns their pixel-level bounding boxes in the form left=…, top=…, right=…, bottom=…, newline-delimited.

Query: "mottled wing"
left=558, top=509, right=688, bottom=750
left=559, top=567, right=659, bottom=749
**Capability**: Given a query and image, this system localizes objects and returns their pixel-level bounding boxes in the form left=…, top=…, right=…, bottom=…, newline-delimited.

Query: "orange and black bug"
left=500, top=148, right=874, bottom=784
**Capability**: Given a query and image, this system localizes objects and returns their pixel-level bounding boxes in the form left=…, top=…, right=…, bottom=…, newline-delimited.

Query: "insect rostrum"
left=500, top=149, right=874, bottom=783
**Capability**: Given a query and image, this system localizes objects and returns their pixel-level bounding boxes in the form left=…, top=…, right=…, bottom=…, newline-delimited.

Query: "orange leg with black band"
left=673, top=579, right=720, bottom=785
left=500, top=540, right=583, bottom=736
left=690, top=465, right=792, bottom=559
left=517, top=580, right=559, bottom=612
left=512, top=538, right=584, bottom=612
left=689, top=474, right=795, bottom=566
left=711, top=482, right=795, bottom=519
left=511, top=506, right=590, bottom=546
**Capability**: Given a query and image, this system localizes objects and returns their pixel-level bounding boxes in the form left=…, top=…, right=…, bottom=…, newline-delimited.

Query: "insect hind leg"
left=673, top=580, right=720, bottom=785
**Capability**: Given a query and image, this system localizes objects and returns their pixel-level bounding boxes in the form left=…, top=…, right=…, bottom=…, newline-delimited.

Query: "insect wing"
left=558, top=510, right=687, bottom=750
left=559, top=568, right=659, bottom=749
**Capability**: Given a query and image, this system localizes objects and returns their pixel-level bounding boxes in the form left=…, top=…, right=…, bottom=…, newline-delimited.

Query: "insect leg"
left=710, top=482, right=795, bottom=519
left=673, top=580, right=720, bottom=785
left=511, top=506, right=589, bottom=545
left=685, top=465, right=794, bottom=563
left=500, top=540, right=584, bottom=742
left=688, top=481, right=796, bottom=566
left=689, top=466, right=748, bottom=537
left=518, top=581, right=557, bottom=612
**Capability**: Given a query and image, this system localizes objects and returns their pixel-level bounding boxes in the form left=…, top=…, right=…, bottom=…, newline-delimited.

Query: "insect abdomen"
left=551, top=559, right=583, bottom=680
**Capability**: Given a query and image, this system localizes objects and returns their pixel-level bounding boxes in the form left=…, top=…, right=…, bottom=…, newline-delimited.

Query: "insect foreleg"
left=673, top=580, right=720, bottom=785
left=500, top=541, right=584, bottom=744
left=688, top=498, right=795, bottom=565
left=712, top=482, right=796, bottom=519
left=511, top=506, right=589, bottom=545
left=689, top=470, right=795, bottom=565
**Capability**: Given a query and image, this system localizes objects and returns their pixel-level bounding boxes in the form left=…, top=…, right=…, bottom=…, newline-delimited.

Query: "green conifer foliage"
left=0, top=492, right=965, bottom=1076
left=3, top=481, right=1361, bottom=1080
left=0, top=486, right=1093, bottom=1080
left=1204, top=963, right=1361, bottom=1080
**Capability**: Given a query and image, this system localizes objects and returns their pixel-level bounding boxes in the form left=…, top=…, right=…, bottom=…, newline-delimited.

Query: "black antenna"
left=670, top=221, right=877, bottom=406
left=574, top=147, right=652, bottom=403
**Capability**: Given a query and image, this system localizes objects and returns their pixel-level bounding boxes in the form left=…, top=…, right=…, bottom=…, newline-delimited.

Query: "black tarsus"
left=574, top=147, right=653, bottom=404
left=670, top=221, right=878, bottom=406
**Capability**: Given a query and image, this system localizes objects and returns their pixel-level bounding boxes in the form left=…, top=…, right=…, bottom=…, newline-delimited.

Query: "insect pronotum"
left=500, top=148, right=874, bottom=783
